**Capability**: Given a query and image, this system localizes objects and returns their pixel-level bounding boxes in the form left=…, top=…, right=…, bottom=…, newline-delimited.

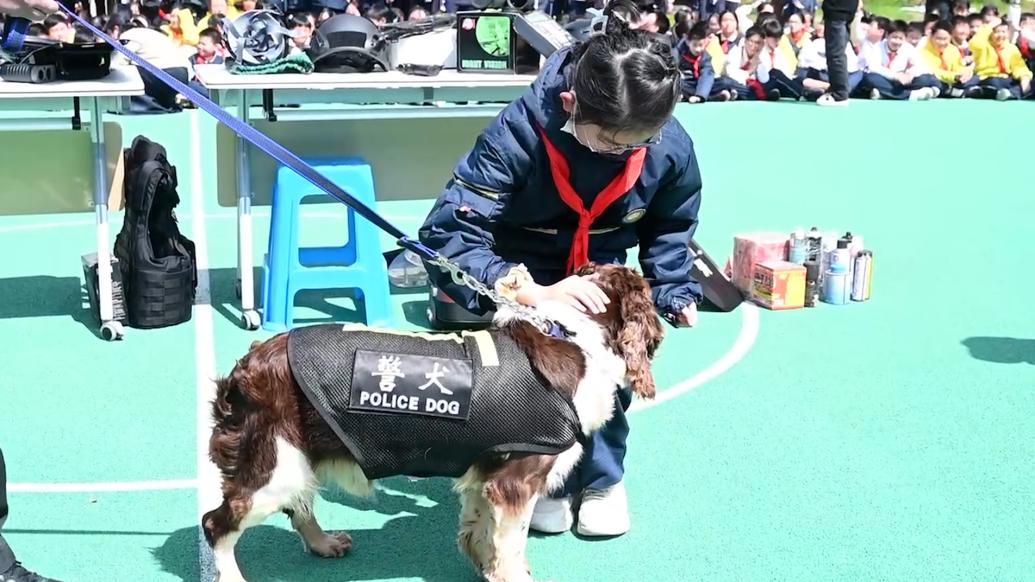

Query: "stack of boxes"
left=727, top=229, right=873, bottom=311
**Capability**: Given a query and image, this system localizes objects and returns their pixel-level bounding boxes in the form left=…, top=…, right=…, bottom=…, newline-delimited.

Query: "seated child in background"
left=968, top=18, right=1033, bottom=99
left=676, top=21, right=735, bottom=102
left=724, top=26, right=774, bottom=100
left=188, top=27, right=224, bottom=66
left=907, top=21, right=926, bottom=47
left=920, top=19, right=977, bottom=97
left=186, top=27, right=222, bottom=99
left=287, top=13, right=313, bottom=49
left=758, top=18, right=805, bottom=99
left=952, top=16, right=974, bottom=65
left=717, top=9, right=743, bottom=54
left=783, top=10, right=809, bottom=57
left=1018, top=13, right=1035, bottom=72
left=796, top=32, right=864, bottom=98
left=858, top=20, right=941, bottom=100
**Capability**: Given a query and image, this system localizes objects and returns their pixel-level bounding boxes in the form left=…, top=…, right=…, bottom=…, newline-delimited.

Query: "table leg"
left=90, top=96, right=124, bottom=341
left=236, top=90, right=259, bottom=330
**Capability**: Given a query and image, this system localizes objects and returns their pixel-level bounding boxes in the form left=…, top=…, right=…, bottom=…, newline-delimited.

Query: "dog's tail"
left=209, top=335, right=292, bottom=477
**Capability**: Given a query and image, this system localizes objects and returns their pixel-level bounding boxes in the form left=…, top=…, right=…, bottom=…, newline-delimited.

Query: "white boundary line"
left=629, top=302, right=759, bottom=414
left=190, top=111, right=223, bottom=521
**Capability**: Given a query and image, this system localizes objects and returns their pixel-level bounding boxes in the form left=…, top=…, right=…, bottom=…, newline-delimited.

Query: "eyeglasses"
left=567, top=97, right=662, bottom=154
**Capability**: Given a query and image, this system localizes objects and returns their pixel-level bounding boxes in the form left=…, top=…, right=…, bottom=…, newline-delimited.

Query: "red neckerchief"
left=768, top=47, right=777, bottom=68
left=538, top=126, right=647, bottom=274
left=995, top=44, right=1009, bottom=74
left=887, top=49, right=897, bottom=69
left=938, top=47, right=948, bottom=69
left=1021, top=36, right=1031, bottom=59
left=682, top=53, right=701, bottom=78
left=791, top=30, right=806, bottom=45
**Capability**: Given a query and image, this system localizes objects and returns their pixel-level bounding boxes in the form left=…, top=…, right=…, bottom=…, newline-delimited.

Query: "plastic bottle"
left=822, top=262, right=849, bottom=305
left=789, top=228, right=808, bottom=264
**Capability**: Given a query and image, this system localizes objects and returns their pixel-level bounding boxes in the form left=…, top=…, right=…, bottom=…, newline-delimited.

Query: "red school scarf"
left=741, top=54, right=766, bottom=99
left=682, top=53, right=701, bottom=78
left=1021, top=36, right=1031, bottom=60
left=995, top=45, right=1009, bottom=74
left=538, top=127, right=647, bottom=275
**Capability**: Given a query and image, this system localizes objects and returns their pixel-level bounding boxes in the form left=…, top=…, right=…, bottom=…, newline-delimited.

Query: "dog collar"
left=547, top=321, right=573, bottom=339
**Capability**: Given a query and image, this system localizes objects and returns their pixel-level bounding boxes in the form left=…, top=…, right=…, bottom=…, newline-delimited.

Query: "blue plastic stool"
left=261, top=157, right=392, bottom=331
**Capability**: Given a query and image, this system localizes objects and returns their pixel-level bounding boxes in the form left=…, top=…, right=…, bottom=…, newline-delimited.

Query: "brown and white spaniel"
left=201, top=263, right=664, bottom=582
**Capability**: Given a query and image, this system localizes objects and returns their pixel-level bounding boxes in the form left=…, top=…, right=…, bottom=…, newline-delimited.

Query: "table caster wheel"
left=100, top=321, right=124, bottom=341
left=241, top=310, right=260, bottom=330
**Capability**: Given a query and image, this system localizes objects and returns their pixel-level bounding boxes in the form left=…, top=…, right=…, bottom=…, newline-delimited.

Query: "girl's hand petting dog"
left=517, top=274, right=611, bottom=314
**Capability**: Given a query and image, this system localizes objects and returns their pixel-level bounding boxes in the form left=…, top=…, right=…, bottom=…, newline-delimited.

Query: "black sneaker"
left=0, top=562, right=63, bottom=582
left=766, top=88, right=781, bottom=101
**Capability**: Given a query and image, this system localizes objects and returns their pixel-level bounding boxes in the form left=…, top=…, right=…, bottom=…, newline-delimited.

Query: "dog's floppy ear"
left=615, top=272, right=664, bottom=400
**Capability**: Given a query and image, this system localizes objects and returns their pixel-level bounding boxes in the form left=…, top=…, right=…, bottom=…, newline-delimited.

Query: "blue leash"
left=45, top=4, right=439, bottom=261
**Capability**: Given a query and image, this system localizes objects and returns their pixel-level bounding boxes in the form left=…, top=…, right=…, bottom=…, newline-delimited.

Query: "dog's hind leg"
left=204, top=436, right=318, bottom=582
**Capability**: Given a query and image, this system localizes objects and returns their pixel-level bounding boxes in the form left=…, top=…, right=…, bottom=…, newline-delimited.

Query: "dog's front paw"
left=307, top=531, right=353, bottom=558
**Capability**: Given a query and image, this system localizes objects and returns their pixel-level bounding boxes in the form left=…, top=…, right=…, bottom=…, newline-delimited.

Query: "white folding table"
left=0, top=66, right=145, bottom=340
left=195, top=65, right=535, bottom=329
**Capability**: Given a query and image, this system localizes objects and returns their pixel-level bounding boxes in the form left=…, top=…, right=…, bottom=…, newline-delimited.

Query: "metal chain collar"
left=425, top=254, right=556, bottom=333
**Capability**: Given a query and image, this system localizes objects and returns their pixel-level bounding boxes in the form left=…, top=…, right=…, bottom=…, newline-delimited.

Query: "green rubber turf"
left=0, top=101, right=1032, bottom=581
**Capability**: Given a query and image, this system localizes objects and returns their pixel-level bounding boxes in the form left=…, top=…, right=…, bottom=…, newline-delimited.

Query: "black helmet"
left=224, top=10, right=294, bottom=66
left=307, top=14, right=389, bottom=73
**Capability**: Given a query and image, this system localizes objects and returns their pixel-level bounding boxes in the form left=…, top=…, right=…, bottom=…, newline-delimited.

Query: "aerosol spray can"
left=804, top=260, right=820, bottom=307
left=851, top=250, right=873, bottom=301
left=806, top=227, right=823, bottom=264
left=822, top=262, right=850, bottom=305
left=830, top=239, right=851, bottom=273
left=789, top=228, right=808, bottom=264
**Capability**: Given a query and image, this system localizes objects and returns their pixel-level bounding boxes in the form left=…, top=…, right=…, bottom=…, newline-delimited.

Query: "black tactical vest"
left=113, top=136, right=196, bottom=329
left=287, top=324, right=583, bottom=480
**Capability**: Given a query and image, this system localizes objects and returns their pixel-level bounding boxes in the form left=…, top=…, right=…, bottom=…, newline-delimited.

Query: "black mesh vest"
left=287, top=324, right=582, bottom=480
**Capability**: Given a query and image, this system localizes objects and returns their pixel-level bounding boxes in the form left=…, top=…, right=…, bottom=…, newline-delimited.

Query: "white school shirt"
left=797, top=37, right=860, bottom=73
left=757, top=43, right=796, bottom=78
left=859, top=39, right=930, bottom=77
left=724, top=46, right=765, bottom=84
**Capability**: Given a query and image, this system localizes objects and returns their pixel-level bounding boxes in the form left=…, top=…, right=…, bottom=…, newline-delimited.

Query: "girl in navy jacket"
left=419, top=22, right=704, bottom=537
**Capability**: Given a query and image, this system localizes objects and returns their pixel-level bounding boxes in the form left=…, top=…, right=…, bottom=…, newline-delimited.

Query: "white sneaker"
left=576, top=481, right=630, bottom=537
left=817, top=93, right=849, bottom=107
left=529, top=496, right=573, bottom=534
left=870, top=88, right=881, bottom=100
left=996, top=87, right=1013, bottom=101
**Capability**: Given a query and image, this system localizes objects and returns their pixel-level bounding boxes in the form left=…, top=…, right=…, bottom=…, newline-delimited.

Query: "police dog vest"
left=287, top=323, right=582, bottom=480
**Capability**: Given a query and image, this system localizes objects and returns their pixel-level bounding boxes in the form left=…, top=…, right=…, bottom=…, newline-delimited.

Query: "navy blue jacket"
left=675, top=39, right=717, bottom=99
left=418, top=46, right=704, bottom=317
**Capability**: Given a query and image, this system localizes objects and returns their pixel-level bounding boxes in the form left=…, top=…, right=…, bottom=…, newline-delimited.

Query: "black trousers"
left=824, top=14, right=853, bottom=100
left=0, top=446, right=14, bottom=572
